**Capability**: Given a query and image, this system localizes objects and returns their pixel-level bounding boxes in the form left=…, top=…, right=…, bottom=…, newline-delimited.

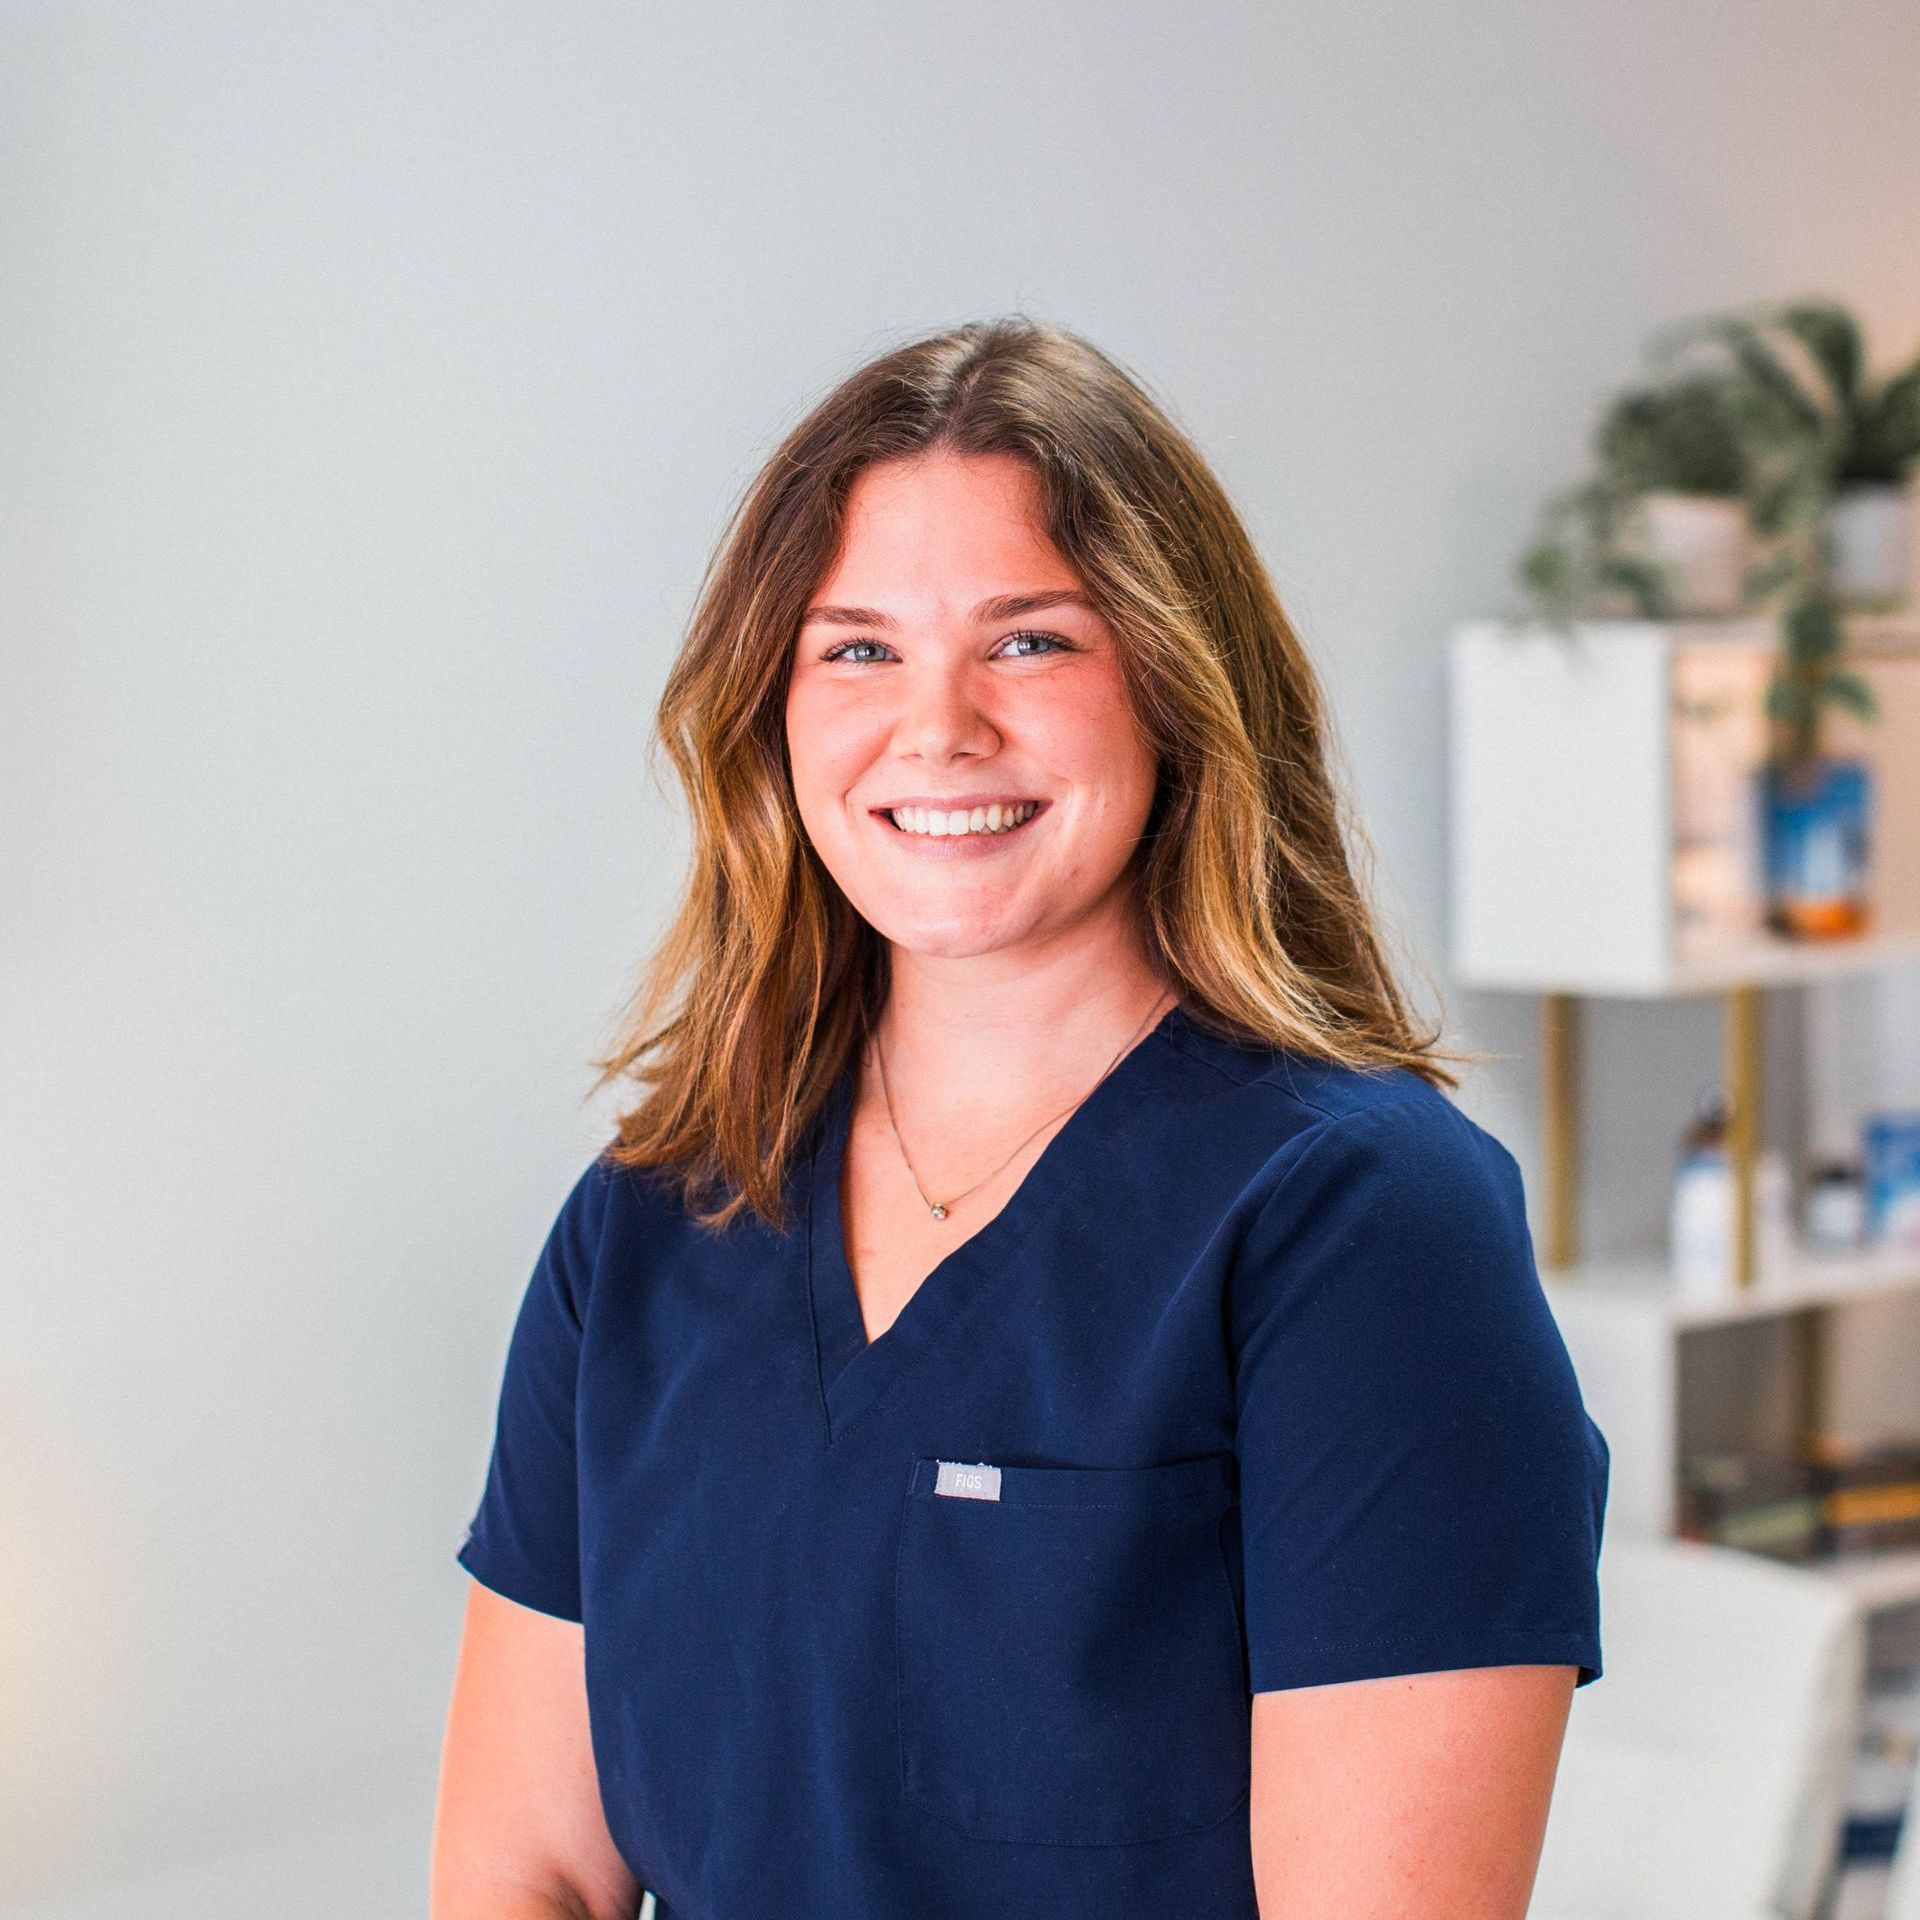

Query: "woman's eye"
left=997, top=628, right=1072, bottom=658
left=819, top=639, right=893, bottom=665
left=817, top=629, right=1075, bottom=665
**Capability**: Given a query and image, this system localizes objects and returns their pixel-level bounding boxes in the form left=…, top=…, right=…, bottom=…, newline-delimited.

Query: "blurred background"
left=5, top=2, right=1919, bottom=1915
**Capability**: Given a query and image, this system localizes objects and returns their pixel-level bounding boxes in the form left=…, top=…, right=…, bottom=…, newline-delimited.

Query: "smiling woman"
left=433, top=317, right=1609, bottom=1920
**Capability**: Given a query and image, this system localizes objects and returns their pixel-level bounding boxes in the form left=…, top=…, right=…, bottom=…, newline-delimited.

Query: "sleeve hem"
left=456, top=1535, right=584, bottom=1625
left=1250, top=1626, right=1601, bottom=1694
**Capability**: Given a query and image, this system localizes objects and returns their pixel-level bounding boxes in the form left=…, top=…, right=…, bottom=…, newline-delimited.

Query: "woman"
left=431, top=318, right=1608, bottom=1920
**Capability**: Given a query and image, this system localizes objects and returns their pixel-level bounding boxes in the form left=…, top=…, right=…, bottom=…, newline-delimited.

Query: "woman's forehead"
left=813, top=452, right=1081, bottom=614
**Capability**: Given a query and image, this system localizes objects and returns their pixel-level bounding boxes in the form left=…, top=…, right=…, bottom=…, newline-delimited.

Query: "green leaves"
left=1823, top=669, right=1880, bottom=722
left=1514, top=475, right=1681, bottom=629
left=1775, top=302, right=1865, bottom=415
left=1594, top=375, right=1749, bottom=497
left=1783, top=587, right=1843, bottom=668
left=1852, top=360, right=1920, bottom=485
left=1766, top=589, right=1879, bottom=765
left=1655, top=297, right=1920, bottom=488
left=1651, top=302, right=1830, bottom=443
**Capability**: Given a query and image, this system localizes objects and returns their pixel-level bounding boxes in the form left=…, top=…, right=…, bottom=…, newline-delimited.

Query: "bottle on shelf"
left=1671, top=1094, right=1732, bottom=1299
left=1669, top=1089, right=1792, bottom=1297
left=1805, top=1159, right=1870, bottom=1256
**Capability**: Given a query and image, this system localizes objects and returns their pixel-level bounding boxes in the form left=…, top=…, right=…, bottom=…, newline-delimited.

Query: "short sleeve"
left=455, top=1152, right=617, bottom=1622
left=1230, top=1096, right=1608, bottom=1693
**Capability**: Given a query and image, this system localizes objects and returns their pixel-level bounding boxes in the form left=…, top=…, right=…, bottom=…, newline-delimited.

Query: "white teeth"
left=887, top=801, right=1037, bottom=838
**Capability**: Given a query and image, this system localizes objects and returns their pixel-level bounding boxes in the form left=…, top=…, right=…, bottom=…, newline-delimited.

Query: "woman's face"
left=784, top=449, right=1158, bottom=965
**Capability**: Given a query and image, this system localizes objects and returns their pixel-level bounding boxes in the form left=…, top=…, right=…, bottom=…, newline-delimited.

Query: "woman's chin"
left=866, top=902, right=1055, bottom=963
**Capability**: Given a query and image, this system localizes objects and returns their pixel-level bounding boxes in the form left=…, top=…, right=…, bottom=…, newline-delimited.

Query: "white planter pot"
left=1827, top=482, right=1913, bottom=608
left=1627, top=492, right=1749, bottom=616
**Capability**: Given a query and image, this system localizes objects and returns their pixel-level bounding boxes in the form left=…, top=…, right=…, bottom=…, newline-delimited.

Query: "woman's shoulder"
left=1159, top=1010, right=1524, bottom=1241
left=1164, top=1005, right=1484, bottom=1146
left=527, top=1141, right=716, bottom=1296
left=1202, top=1065, right=1556, bottom=1375
left=555, top=1131, right=821, bottom=1279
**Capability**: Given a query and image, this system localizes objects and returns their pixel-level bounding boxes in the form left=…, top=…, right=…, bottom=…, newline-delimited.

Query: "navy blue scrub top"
left=457, top=1002, right=1608, bottom=1919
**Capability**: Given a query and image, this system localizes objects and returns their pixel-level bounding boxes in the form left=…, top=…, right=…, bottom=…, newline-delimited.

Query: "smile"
left=879, top=800, right=1043, bottom=840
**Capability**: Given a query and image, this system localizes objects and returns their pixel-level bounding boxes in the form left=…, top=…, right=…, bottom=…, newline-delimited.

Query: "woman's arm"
left=1250, top=1663, right=1576, bottom=1919
left=431, top=1579, right=643, bottom=1920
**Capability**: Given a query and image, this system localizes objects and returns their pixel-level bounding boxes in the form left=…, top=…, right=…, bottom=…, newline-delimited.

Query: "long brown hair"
left=589, top=316, right=1470, bottom=1230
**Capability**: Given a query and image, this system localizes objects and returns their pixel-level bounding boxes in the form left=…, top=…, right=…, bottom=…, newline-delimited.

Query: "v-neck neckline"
left=804, top=1001, right=1188, bottom=1445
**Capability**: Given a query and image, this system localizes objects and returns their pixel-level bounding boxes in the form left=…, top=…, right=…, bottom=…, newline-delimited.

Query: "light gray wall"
left=5, top=0, right=1918, bottom=1908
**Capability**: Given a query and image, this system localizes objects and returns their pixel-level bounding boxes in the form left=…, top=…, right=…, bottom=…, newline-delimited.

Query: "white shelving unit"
left=1449, top=611, right=1920, bottom=1916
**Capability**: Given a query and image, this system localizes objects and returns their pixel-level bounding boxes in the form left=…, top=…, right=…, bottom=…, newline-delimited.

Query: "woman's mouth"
left=877, top=800, right=1043, bottom=840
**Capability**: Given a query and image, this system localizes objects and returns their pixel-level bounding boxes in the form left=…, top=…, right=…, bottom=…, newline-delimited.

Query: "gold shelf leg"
left=1723, top=984, right=1762, bottom=1291
left=1542, top=993, right=1579, bottom=1270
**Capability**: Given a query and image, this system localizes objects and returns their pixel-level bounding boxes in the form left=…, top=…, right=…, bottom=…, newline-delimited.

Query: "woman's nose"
left=893, top=658, right=999, bottom=762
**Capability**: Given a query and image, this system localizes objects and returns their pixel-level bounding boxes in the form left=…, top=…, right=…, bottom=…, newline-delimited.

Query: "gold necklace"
left=870, top=988, right=1174, bottom=1221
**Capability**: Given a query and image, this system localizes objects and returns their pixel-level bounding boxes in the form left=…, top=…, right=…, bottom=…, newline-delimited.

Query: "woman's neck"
left=870, top=925, right=1174, bottom=1126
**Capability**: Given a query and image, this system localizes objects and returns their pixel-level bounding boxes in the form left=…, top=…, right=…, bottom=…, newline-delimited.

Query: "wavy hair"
left=588, top=316, right=1469, bottom=1230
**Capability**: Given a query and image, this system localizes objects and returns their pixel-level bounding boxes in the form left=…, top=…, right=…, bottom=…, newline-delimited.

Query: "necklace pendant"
left=929, top=1202, right=948, bottom=1220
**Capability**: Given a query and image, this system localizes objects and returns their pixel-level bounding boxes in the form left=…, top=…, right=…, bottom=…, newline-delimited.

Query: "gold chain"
left=870, top=987, right=1174, bottom=1221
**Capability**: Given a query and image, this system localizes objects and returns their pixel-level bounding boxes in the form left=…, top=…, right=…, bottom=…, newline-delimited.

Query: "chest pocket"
left=894, top=1452, right=1249, bottom=1846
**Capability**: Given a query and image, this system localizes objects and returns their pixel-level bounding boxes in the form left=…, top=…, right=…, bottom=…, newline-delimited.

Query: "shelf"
left=1651, top=927, right=1920, bottom=998
left=1543, top=1246, right=1920, bottom=1330
left=1486, top=929, right=1920, bottom=999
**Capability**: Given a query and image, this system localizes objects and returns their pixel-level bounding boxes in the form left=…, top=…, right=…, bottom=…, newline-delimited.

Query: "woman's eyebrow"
left=800, top=589, right=1095, bottom=630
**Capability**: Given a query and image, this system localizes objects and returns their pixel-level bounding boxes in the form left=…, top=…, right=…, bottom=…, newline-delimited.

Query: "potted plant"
left=1516, top=370, right=1764, bottom=625
left=1653, top=299, right=1920, bottom=609
left=1596, top=374, right=1755, bottom=615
